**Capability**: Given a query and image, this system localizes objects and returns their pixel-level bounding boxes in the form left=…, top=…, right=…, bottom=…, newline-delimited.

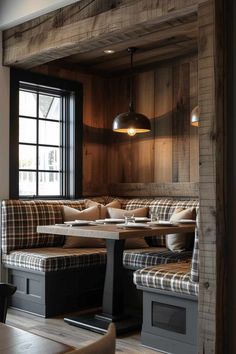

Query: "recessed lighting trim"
left=104, top=49, right=115, bottom=54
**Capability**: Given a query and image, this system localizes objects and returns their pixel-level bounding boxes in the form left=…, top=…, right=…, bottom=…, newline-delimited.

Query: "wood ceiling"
left=2, top=0, right=199, bottom=74
left=55, top=13, right=198, bottom=75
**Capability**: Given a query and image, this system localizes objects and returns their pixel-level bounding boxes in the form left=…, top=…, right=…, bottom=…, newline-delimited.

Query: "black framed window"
left=10, top=69, right=83, bottom=199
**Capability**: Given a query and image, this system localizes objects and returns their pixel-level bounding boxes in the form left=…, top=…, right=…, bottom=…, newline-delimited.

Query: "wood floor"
left=6, top=309, right=161, bottom=354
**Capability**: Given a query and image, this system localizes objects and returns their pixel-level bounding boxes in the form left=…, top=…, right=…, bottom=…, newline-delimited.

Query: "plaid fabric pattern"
left=123, top=248, right=193, bottom=270
left=190, top=213, right=199, bottom=282
left=1, top=200, right=85, bottom=254
left=134, top=262, right=199, bottom=296
left=2, top=247, right=107, bottom=272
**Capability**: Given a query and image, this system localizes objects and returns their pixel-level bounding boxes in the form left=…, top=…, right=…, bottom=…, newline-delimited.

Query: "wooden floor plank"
left=6, top=309, right=160, bottom=353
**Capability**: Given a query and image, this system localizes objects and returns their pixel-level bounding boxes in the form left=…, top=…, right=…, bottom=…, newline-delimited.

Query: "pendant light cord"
left=128, top=47, right=136, bottom=112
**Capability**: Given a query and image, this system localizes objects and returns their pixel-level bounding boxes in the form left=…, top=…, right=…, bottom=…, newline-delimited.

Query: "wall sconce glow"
left=191, top=106, right=199, bottom=127
left=104, top=49, right=115, bottom=54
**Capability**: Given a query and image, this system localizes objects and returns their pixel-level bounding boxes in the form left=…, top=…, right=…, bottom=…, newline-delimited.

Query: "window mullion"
left=36, top=91, right=39, bottom=197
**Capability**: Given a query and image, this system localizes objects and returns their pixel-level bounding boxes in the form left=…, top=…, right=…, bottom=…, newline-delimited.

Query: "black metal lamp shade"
left=112, top=47, right=151, bottom=136
left=112, top=110, right=151, bottom=135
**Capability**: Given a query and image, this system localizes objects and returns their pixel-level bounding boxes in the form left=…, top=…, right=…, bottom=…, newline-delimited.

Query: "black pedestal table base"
left=64, top=239, right=141, bottom=335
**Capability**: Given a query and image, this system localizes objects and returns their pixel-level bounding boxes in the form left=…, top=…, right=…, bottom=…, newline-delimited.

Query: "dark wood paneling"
left=106, top=55, right=199, bottom=187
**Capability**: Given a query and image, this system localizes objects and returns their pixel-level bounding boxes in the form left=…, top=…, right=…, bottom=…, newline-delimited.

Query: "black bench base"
left=137, top=285, right=198, bottom=354
left=6, top=265, right=105, bottom=317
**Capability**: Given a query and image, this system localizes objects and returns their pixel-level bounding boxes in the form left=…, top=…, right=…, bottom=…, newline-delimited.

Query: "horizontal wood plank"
left=108, top=182, right=199, bottom=197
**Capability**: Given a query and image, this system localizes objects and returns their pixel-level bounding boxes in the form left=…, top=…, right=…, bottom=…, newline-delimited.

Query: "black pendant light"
left=112, top=47, right=151, bottom=136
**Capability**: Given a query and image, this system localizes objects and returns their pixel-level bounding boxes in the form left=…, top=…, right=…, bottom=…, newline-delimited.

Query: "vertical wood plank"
left=172, top=61, right=191, bottom=182
left=189, top=58, right=199, bottom=182
left=154, top=65, right=173, bottom=182
left=131, top=71, right=155, bottom=182
left=198, top=1, right=217, bottom=353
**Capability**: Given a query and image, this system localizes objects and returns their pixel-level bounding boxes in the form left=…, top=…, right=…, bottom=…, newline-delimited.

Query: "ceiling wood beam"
left=3, top=0, right=200, bottom=69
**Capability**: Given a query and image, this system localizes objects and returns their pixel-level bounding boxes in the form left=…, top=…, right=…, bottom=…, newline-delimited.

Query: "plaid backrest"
left=125, top=198, right=199, bottom=247
left=1, top=199, right=85, bottom=254
left=191, top=212, right=200, bottom=283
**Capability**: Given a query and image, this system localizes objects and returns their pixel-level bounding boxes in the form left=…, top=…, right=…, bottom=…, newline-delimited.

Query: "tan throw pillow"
left=124, top=238, right=148, bottom=249
left=107, top=207, right=148, bottom=219
left=62, top=205, right=100, bottom=222
left=85, top=199, right=121, bottom=219
left=166, top=208, right=196, bottom=252
left=62, top=206, right=105, bottom=248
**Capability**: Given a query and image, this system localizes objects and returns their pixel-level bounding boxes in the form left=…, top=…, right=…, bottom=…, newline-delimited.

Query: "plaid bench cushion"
left=133, top=262, right=199, bottom=296
left=123, top=248, right=193, bottom=270
left=1, top=199, right=85, bottom=254
left=2, top=247, right=107, bottom=272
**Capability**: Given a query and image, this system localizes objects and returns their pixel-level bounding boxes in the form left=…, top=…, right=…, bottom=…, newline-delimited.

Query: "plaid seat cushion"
left=1, top=199, right=86, bottom=254
left=123, top=247, right=193, bottom=270
left=2, top=247, right=107, bottom=272
left=134, top=262, right=199, bottom=296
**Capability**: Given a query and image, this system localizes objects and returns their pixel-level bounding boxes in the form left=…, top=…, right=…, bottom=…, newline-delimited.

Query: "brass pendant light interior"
left=112, top=47, right=151, bottom=136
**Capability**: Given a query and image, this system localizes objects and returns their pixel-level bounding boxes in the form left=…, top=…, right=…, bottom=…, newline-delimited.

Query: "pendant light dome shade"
left=112, top=107, right=151, bottom=136
left=112, top=48, right=151, bottom=136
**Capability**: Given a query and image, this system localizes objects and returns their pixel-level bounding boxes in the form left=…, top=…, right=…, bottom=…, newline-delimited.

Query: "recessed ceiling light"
left=104, top=49, right=115, bottom=54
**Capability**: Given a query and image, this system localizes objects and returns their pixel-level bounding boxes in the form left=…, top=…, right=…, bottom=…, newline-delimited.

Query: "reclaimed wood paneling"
left=109, top=182, right=199, bottom=197
left=106, top=55, right=199, bottom=188
left=198, top=1, right=218, bottom=353
left=2, top=0, right=199, bottom=69
left=154, top=66, right=173, bottom=182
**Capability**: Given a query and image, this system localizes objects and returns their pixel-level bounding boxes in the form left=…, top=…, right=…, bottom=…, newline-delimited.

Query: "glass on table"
left=150, top=210, right=159, bottom=223
left=124, top=212, right=135, bottom=225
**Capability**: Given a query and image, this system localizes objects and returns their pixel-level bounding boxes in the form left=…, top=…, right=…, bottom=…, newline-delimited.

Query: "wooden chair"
left=0, top=283, right=17, bottom=323
left=68, top=323, right=116, bottom=354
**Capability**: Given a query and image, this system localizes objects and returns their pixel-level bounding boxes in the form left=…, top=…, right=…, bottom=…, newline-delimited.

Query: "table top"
left=37, top=223, right=196, bottom=240
left=0, top=323, right=74, bottom=354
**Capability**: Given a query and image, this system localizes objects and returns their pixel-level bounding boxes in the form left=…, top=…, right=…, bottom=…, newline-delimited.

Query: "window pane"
left=19, top=145, right=36, bottom=169
left=19, top=118, right=36, bottom=143
left=39, top=121, right=60, bottom=145
left=38, top=172, right=60, bottom=195
left=19, top=171, right=36, bottom=196
left=19, top=90, right=37, bottom=117
left=39, top=94, right=60, bottom=120
left=39, top=147, right=60, bottom=170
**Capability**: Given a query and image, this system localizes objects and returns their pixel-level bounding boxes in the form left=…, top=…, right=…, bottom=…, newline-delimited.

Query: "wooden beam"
left=108, top=182, right=199, bottom=197
left=3, top=0, right=199, bottom=69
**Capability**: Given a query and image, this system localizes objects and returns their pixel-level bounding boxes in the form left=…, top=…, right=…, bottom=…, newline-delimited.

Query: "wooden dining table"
left=0, top=323, right=74, bottom=354
left=37, top=222, right=195, bottom=335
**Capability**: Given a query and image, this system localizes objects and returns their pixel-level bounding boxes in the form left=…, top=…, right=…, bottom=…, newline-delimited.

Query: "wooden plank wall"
left=33, top=54, right=199, bottom=197
left=106, top=55, right=199, bottom=189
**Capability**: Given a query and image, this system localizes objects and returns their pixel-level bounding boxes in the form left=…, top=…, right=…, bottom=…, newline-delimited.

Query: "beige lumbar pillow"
left=62, top=206, right=105, bottom=248
left=166, top=208, right=196, bottom=252
left=62, top=205, right=100, bottom=222
left=107, top=207, right=148, bottom=219
left=107, top=207, right=149, bottom=249
left=85, top=199, right=121, bottom=219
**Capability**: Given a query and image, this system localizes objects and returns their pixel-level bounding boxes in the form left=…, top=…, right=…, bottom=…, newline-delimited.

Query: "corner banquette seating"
left=1, top=196, right=198, bottom=319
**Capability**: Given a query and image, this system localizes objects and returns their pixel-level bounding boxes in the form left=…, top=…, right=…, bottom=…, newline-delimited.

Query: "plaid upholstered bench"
left=1, top=200, right=107, bottom=317
left=133, top=225, right=199, bottom=354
